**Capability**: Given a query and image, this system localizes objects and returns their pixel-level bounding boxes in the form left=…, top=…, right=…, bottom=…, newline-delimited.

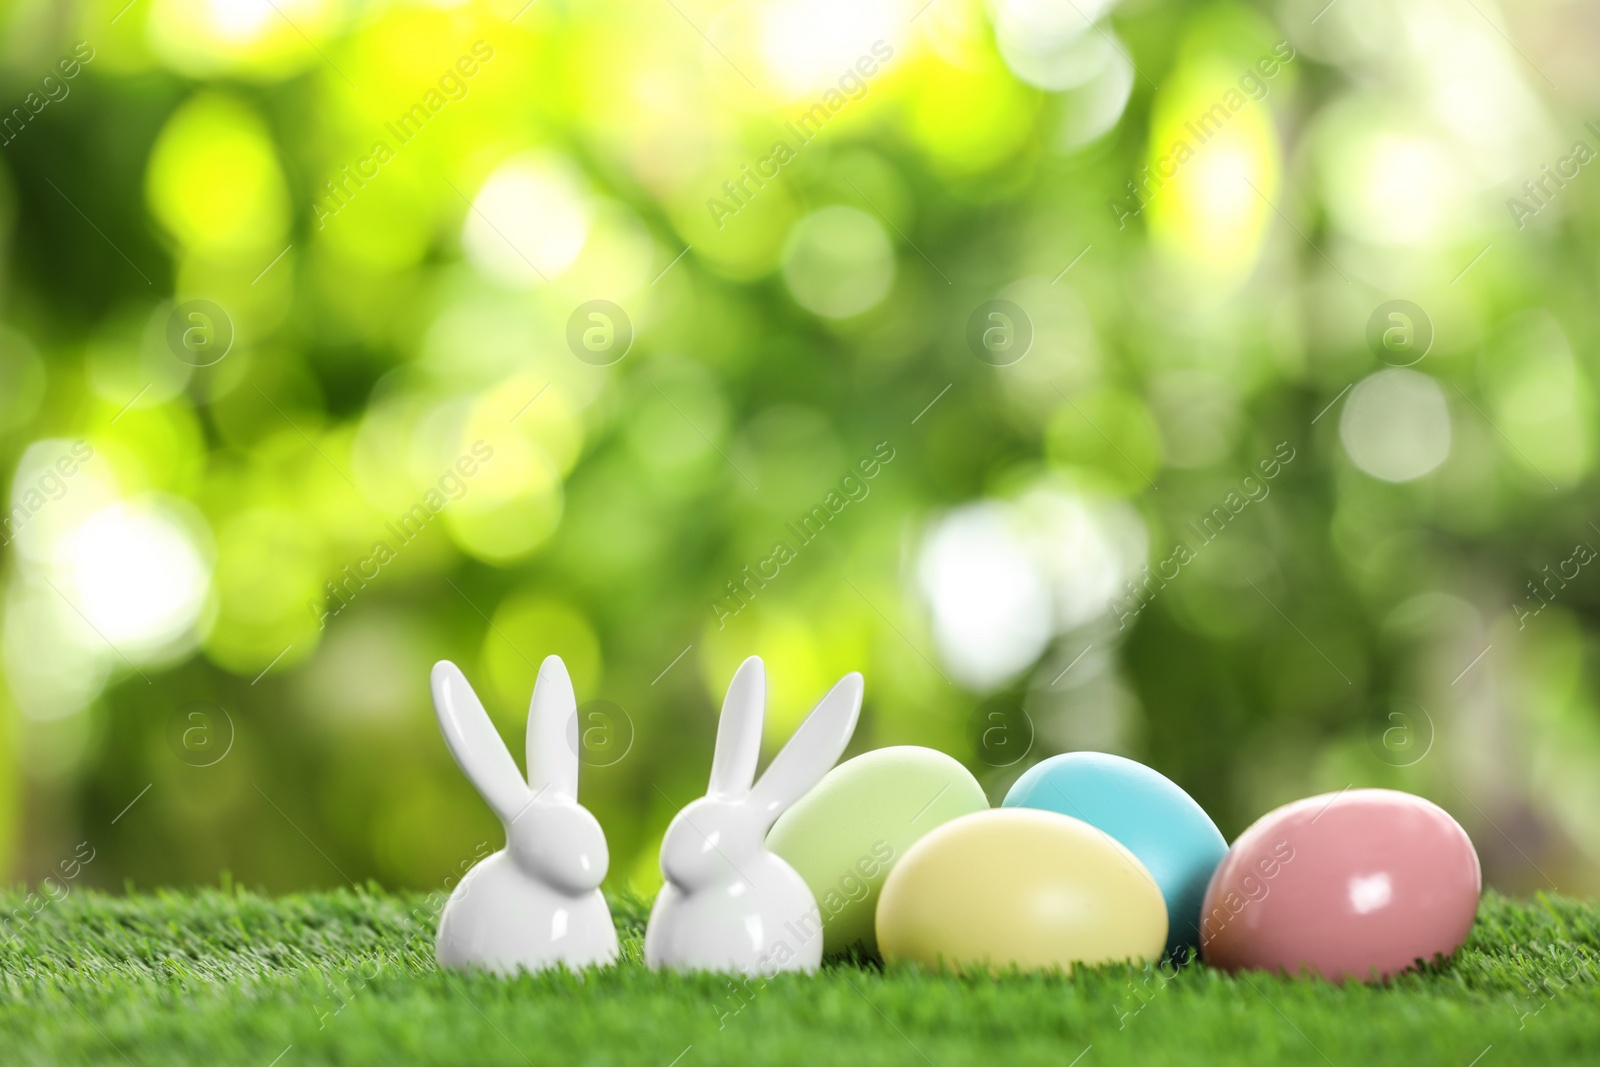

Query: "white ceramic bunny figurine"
left=429, top=656, right=619, bottom=975
left=644, top=656, right=863, bottom=974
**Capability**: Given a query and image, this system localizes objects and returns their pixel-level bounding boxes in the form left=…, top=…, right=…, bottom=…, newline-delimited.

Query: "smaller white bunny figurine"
left=429, top=656, right=619, bottom=976
left=645, top=656, right=863, bottom=975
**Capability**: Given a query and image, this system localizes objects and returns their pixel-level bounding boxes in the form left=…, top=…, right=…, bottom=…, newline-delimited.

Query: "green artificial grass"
left=0, top=886, right=1595, bottom=1066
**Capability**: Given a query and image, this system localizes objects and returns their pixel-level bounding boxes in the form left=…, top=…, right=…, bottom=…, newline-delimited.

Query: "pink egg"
left=1200, top=788, right=1480, bottom=982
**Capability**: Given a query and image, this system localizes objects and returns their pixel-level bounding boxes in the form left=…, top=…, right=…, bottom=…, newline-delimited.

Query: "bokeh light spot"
left=1340, top=369, right=1452, bottom=483
left=146, top=94, right=291, bottom=254
left=462, top=154, right=590, bottom=287
left=781, top=206, right=895, bottom=319
left=63, top=499, right=212, bottom=656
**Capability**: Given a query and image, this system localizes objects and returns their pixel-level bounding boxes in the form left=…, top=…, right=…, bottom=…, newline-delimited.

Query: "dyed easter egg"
left=876, top=808, right=1168, bottom=975
left=1200, top=788, right=1481, bottom=982
left=767, top=745, right=988, bottom=956
left=1002, top=751, right=1227, bottom=954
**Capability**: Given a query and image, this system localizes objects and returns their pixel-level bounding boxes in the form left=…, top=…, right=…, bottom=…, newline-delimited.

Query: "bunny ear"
left=527, top=655, right=579, bottom=802
left=431, top=660, right=531, bottom=826
left=708, top=656, right=765, bottom=796
left=748, top=671, right=862, bottom=824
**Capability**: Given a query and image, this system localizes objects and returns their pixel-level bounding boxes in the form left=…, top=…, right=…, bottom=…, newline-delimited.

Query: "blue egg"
left=1002, top=752, right=1227, bottom=956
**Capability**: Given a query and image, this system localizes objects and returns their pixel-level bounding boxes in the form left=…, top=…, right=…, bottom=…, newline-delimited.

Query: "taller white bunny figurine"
left=429, top=656, right=619, bottom=975
left=644, top=656, right=863, bottom=974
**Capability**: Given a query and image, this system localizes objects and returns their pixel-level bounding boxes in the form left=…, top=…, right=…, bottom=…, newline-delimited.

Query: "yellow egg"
left=876, top=808, right=1168, bottom=975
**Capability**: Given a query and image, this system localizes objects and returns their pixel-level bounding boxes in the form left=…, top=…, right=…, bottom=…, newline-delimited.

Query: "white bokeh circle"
left=1340, top=369, right=1452, bottom=482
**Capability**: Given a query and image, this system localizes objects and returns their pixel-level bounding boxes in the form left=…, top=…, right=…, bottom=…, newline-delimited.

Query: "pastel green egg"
left=766, top=745, right=989, bottom=956
left=876, top=808, right=1169, bottom=975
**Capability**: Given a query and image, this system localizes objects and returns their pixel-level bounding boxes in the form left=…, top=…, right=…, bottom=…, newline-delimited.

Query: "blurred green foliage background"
left=1, top=0, right=1597, bottom=900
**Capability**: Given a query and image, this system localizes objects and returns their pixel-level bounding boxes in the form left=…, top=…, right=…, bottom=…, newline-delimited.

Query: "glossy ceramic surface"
left=1200, top=788, right=1481, bottom=982
left=430, top=657, right=619, bottom=975
left=1002, top=751, right=1228, bottom=954
left=767, top=745, right=990, bottom=956
left=876, top=808, right=1168, bottom=975
left=644, top=656, right=864, bottom=974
